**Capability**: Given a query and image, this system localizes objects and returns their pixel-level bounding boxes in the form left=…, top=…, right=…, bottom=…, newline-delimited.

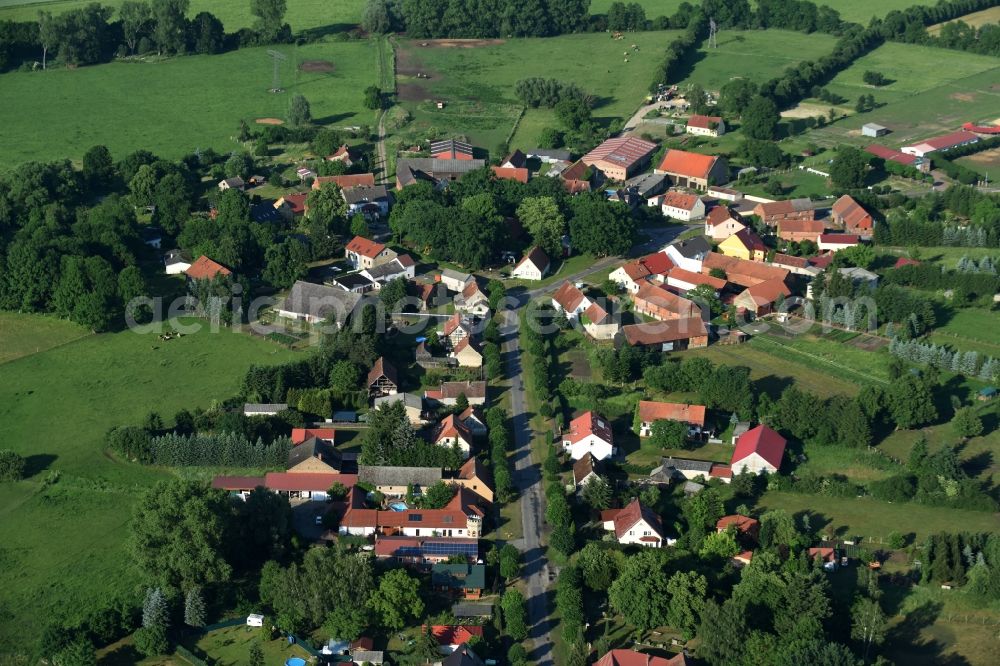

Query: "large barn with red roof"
left=731, top=424, right=786, bottom=474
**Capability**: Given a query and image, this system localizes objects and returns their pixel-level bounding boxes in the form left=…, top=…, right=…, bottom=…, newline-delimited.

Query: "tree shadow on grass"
left=23, top=453, right=57, bottom=479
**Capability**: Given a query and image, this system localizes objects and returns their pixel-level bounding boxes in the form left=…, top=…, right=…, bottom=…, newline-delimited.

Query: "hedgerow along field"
left=0, top=39, right=379, bottom=165
left=393, top=32, right=681, bottom=150
left=0, top=315, right=298, bottom=655
left=0, top=0, right=365, bottom=32
left=587, top=0, right=944, bottom=24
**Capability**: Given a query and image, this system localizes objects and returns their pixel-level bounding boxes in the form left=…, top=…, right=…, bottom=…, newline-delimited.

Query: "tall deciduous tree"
left=128, top=479, right=235, bottom=593
left=119, top=1, right=151, bottom=55
left=370, top=568, right=424, bottom=630
left=152, top=0, right=189, bottom=55
left=741, top=95, right=780, bottom=140
left=516, top=196, right=565, bottom=260
left=501, top=589, right=528, bottom=641
left=608, top=550, right=671, bottom=630
left=251, top=0, right=288, bottom=41
left=666, top=571, right=707, bottom=640
left=288, top=93, right=312, bottom=126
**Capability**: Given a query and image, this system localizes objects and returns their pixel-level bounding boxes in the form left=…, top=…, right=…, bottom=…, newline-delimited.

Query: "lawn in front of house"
left=0, top=316, right=299, bottom=655
left=189, top=624, right=313, bottom=666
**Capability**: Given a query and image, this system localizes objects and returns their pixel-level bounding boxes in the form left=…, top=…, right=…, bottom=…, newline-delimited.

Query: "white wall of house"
left=603, top=518, right=662, bottom=547
left=563, top=436, right=613, bottom=461
left=165, top=262, right=191, bottom=275
left=706, top=218, right=746, bottom=240
left=437, top=435, right=472, bottom=458
left=584, top=321, right=619, bottom=340
left=608, top=266, right=643, bottom=294
left=664, top=246, right=704, bottom=273
left=551, top=296, right=592, bottom=320
left=512, top=261, right=546, bottom=281
left=731, top=452, right=778, bottom=475
left=441, top=275, right=471, bottom=292
left=662, top=198, right=706, bottom=222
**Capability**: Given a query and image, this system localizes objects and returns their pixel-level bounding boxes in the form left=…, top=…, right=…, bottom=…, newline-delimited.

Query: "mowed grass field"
left=0, top=314, right=298, bottom=654
left=823, top=42, right=1000, bottom=107
left=684, top=341, right=860, bottom=398
left=0, top=311, right=89, bottom=364
left=393, top=32, right=680, bottom=149
left=680, top=29, right=837, bottom=91
left=756, top=491, right=1000, bottom=542
left=805, top=42, right=1000, bottom=150
left=0, top=40, right=378, bottom=164
left=0, top=0, right=364, bottom=32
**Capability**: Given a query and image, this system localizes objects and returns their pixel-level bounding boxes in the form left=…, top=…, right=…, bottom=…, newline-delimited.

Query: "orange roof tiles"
left=637, top=401, right=706, bottom=427
left=553, top=280, right=588, bottom=312
left=565, top=411, right=613, bottom=445
left=491, top=166, right=529, bottom=183
left=185, top=255, right=232, bottom=280
left=668, top=267, right=727, bottom=290
left=656, top=149, right=718, bottom=180
left=687, top=114, right=723, bottom=129
left=312, top=173, right=376, bottom=189
left=661, top=191, right=702, bottom=211
left=346, top=235, right=387, bottom=258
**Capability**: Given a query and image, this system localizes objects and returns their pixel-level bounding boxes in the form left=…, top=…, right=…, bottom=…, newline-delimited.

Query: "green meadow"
left=809, top=62, right=1000, bottom=149
left=0, top=311, right=90, bottom=364
left=394, top=31, right=680, bottom=149
left=0, top=40, right=379, bottom=165
left=0, top=314, right=298, bottom=654
left=823, top=42, right=1000, bottom=107
left=0, top=0, right=365, bottom=32
left=680, top=29, right=837, bottom=91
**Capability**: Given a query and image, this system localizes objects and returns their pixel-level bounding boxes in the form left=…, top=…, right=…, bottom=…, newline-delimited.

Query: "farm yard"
left=0, top=315, right=298, bottom=653
left=0, top=40, right=379, bottom=164
left=391, top=32, right=681, bottom=150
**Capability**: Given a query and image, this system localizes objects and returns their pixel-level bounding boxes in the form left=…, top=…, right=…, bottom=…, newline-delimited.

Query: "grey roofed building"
left=453, top=602, right=494, bottom=618
left=364, top=258, right=408, bottom=281
left=438, top=645, right=486, bottom=666
left=164, top=249, right=190, bottom=265
left=243, top=403, right=288, bottom=415
left=330, top=272, right=376, bottom=292
left=683, top=480, right=704, bottom=495
left=396, top=158, right=487, bottom=187
left=526, top=148, right=572, bottom=163
left=358, top=465, right=443, bottom=487
left=353, top=651, right=384, bottom=664
left=343, top=185, right=390, bottom=205
left=624, top=171, right=668, bottom=198
left=250, top=201, right=283, bottom=224
left=441, top=268, right=472, bottom=283
left=287, top=437, right=343, bottom=470
left=373, top=392, right=423, bottom=410
left=668, top=236, right=712, bottom=259
left=278, top=280, right=362, bottom=326
left=649, top=456, right=714, bottom=483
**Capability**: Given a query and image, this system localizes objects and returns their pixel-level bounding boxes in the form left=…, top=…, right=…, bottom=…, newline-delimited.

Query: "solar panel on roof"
left=409, top=514, right=422, bottom=522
